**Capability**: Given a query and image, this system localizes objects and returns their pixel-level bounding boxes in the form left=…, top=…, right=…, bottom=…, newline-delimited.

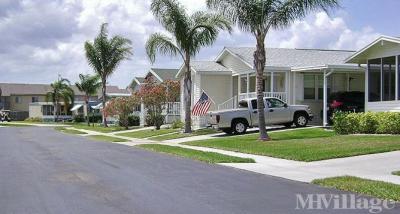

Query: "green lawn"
left=0, top=122, right=33, bottom=127
left=88, top=135, right=129, bottom=142
left=184, top=128, right=400, bottom=161
left=151, top=128, right=220, bottom=141
left=392, top=171, right=400, bottom=176
left=117, top=129, right=179, bottom=139
left=138, top=144, right=255, bottom=163
left=55, top=127, right=87, bottom=135
left=71, top=124, right=136, bottom=133
left=312, top=176, right=400, bottom=201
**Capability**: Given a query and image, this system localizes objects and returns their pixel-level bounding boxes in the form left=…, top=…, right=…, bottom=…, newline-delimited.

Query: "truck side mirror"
left=284, top=103, right=288, bottom=108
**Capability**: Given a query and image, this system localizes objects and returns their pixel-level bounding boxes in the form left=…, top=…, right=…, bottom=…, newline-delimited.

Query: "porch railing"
left=163, top=102, right=181, bottom=115
left=218, top=96, right=238, bottom=110
left=239, top=92, right=287, bottom=103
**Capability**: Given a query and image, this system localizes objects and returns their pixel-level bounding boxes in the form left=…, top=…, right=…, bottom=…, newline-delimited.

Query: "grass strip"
left=138, top=144, right=255, bottom=164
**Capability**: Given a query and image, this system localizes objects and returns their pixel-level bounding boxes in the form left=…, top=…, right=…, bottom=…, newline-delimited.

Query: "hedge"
left=333, top=112, right=400, bottom=134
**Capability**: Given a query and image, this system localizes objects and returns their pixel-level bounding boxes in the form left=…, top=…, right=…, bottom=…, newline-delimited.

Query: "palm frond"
left=150, top=0, right=190, bottom=36
left=145, top=33, right=183, bottom=63
left=270, top=0, right=339, bottom=29
left=188, top=12, right=232, bottom=55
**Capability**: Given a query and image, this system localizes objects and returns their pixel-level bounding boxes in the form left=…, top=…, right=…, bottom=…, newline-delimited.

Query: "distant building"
left=0, top=83, right=131, bottom=121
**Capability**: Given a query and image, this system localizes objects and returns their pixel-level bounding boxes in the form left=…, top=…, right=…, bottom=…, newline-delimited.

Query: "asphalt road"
left=0, top=127, right=398, bottom=214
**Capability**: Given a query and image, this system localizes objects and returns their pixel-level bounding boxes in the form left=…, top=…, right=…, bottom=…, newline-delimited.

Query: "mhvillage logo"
left=296, top=194, right=396, bottom=213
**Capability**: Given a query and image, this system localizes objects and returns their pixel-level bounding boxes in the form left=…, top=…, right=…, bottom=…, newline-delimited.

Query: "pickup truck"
left=208, top=97, right=313, bottom=135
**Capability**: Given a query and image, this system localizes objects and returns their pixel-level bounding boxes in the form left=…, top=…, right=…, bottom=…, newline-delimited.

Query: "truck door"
left=265, top=98, right=291, bottom=124
left=250, top=99, right=259, bottom=126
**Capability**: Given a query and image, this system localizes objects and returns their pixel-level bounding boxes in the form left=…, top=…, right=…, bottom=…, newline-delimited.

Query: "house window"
left=42, top=105, right=54, bottom=116
left=240, top=76, right=247, bottom=93
left=304, top=74, right=330, bottom=100
left=398, top=56, right=400, bottom=100
left=368, top=58, right=382, bottom=102
left=304, top=75, right=315, bottom=100
left=32, top=96, right=39, bottom=103
left=382, top=56, right=396, bottom=101
left=15, top=96, right=21, bottom=103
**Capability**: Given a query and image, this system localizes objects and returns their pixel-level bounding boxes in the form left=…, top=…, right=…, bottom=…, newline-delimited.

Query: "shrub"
left=119, top=115, right=140, bottom=127
left=24, top=117, right=43, bottom=122
left=145, top=112, right=165, bottom=129
left=358, top=112, right=378, bottom=134
left=332, top=111, right=360, bottom=134
left=89, top=114, right=102, bottom=123
left=333, top=112, right=400, bottom=135
left=73, top=115, right=85, bottom=123
left=171, top=120, right=184, bottom=129
left=376, top=112, right=400, bottom=134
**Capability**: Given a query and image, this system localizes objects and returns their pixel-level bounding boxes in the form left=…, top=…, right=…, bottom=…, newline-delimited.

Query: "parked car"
left=324, top=91, right=365, bottom=124
left=0, top=110, right=11, bottom=122
left=208, top=97, right=314, bottom=135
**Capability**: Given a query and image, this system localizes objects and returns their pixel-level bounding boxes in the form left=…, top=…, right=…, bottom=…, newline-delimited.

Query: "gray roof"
left=151, top=68, right=179, bottom=81
left=191, top=61, right=230, bottom=72
left=225, top=47, right=356, bottom=68
left=0, top=83, right=129, bottom=96
left=135, top=77, right=146, bottom=84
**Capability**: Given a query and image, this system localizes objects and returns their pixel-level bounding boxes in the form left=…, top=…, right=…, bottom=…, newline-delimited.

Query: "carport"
left=291, top=65, right=365, bottom=126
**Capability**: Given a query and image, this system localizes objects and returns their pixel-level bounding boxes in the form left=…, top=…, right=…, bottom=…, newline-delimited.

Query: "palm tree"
left=146, top=0, right=232, bottom=133
left=46, top=78, right=75, bottom=122
left=75, top=74, right=101, bottom=126
left=85, top=23, right=133, bottom=127
left=207, top=0, right=339, bottom=140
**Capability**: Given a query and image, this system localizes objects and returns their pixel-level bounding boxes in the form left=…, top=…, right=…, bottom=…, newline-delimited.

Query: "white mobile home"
left=177, top=47, right=365, bottom=128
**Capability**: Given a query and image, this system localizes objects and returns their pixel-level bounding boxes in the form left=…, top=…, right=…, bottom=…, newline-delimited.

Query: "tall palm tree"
left=75, top=74, right=101, bottom=126
left=46, top=78, right=75, bottom=122
left=85, top=23, right=133, bottom=127
left=207, top=0, right=339, bottom=140
left=146, top=0, right=232, bottom=133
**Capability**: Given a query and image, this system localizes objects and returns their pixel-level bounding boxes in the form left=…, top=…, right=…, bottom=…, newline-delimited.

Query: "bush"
left=24, top=117, right=43, bottom=122
left=73, top=115, right=85, bottom=123
left=376, top=112, right=400, bottom=134
left=171, top=120, right=184, bottom=129
left=145, top=113, right=165, bottom=129
left=88, top=114, right=102, bottom=123
left=119, top=115, right=140, bottom=127
left=358, top=112, right=378, bottom=134
left=333, top=112, right=400, bottom=135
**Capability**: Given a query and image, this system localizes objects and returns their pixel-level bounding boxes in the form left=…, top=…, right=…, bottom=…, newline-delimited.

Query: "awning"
left=70, top=104, right=83, bottom=111
left=91, top=103, right=103, bottom=110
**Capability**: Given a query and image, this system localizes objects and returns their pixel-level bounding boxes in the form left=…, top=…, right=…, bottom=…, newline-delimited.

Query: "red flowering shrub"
left=103, top=95, right=140, bottom=129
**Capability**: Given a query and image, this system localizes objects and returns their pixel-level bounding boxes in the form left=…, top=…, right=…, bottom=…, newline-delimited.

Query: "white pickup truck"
left=208, top=97, right=313, bottom=134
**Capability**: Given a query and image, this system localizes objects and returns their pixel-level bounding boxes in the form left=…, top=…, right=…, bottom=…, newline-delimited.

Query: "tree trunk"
left=53, top=101, right=57, bottom=123
left=85, top=95, right=90, bottom=126
left=254, top=33, right=270, bottom=141
left=183, top=57, right=192, bottom=133
left=101, top=78, right=108, bottom=127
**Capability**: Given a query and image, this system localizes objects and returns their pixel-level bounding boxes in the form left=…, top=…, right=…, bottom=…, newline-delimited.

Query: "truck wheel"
left=232, top=119, right=247, bottom=135
left=294, top=113, right=308, bottom=127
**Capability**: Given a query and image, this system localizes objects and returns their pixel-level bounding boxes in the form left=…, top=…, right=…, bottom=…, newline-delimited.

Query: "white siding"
left=201, top=74, right=233, bottom=111
left=366, top=101, right=400, bottom=112
left=180, top=77, right=185, bottom=123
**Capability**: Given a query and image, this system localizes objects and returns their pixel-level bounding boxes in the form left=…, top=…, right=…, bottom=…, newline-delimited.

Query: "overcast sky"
left=0, top=0, right=399, bottom=88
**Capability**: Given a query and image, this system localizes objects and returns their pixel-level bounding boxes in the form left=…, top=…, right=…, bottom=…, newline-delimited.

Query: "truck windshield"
left=238, top=101, right=248, bottom=108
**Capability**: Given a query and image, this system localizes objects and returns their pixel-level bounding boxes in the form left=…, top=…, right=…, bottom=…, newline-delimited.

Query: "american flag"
left=192, top=92, right=212, bottom=116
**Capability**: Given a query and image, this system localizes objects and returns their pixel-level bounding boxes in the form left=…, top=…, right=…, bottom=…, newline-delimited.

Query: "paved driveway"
left=0, top=127, right=398, bottom=214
